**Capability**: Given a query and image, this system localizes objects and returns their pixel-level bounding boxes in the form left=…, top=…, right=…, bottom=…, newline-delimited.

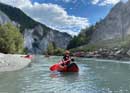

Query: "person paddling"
left=59, top=50, right=73, bottom=68
left=50, top=50, right=79, bottom=72
left=63, top=50, right=71, bottom=63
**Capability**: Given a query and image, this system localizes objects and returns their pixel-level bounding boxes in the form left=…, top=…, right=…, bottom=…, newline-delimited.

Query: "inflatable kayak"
left=50, top=63, right=79, bottom=72
left=22, top=55, right=33, bottom=59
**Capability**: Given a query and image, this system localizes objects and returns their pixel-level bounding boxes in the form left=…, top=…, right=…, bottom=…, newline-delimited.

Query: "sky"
left=0, top=0, right=128, bottom=35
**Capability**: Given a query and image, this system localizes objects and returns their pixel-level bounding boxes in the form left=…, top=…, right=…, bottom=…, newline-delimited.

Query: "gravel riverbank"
left=0, top=53, right=32, bottom=72
left=73, top=48, right=130, bottom=61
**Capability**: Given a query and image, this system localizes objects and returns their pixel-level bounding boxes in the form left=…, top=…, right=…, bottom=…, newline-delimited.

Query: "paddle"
left=50, top=63, right=59, bottom=71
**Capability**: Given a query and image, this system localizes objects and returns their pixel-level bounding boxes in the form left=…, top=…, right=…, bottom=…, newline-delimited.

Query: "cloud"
left=92, top=0, right=100, bottom=4
left=99, top=0, right=120, bottom=5
left=60, top=0, right=86, bottom=5
left=0, top=0, right=89, bottom=35
left=62, top=0, right=71, bottom=3
left=59, top=0, right=77, bottom=3
left=91, top=0, right=128, bottom=6
left=0, top=0, right=31, bottom=8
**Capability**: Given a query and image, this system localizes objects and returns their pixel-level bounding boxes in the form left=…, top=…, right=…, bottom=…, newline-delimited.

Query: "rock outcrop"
left=24, top=25, right=72, bottom=54
left=91, top=0, right=130, bottom=43
left=0, top=10, right=11, bottom=24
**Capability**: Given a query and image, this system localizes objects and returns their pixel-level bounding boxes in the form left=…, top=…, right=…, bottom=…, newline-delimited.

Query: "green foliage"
left=0, top=23, right=24, bottom=54
left=67, top=25, right=95, bottom=49
left=46, top=42, right=65, bottom=55
left=67, top=35, right=86, bottom=49
left=47, top=42, right=54, bottom=55
left=82, top=45, right=97, bottom=52
left=54, top=48, right=65, bottom=56
left=70, top=44, right=97, bottom=53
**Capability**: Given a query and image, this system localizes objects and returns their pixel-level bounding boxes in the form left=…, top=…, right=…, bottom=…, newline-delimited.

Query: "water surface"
left=0, top=56, right=130, bottom=93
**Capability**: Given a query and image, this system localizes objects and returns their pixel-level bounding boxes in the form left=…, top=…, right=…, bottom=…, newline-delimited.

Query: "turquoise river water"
left=0, top=56, right=130, bottom=93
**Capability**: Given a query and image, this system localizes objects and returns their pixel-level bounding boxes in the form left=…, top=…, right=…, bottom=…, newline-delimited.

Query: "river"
left=0, top=56, right=130, bottom=93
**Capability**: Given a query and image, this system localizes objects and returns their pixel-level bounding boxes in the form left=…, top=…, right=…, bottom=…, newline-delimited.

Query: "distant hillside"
left=0, top=3, right=49, bottom=31
left=91, top=0, right=130, bottom=43
left=0, top=3, right=72, bottom=54
left=68, top=0, right=130, bottom=51
left=67, top=25, right=94, bottom=49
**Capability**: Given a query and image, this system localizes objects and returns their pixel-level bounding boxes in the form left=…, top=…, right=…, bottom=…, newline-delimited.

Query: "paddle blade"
left=50, top=64, right=59, bottom=71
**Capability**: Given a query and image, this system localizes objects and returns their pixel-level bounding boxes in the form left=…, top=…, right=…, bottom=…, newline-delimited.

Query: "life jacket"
left=61, top=55, right=71, bottom=65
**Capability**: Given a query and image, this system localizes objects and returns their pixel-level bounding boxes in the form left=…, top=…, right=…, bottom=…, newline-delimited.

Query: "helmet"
left=65, top=50, right=70, bottom=54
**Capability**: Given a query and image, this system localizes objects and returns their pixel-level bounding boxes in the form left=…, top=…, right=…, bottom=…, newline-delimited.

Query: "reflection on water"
left=50, top=72, right=79, bottom=83
left=0, top=56, right=130, bottom=93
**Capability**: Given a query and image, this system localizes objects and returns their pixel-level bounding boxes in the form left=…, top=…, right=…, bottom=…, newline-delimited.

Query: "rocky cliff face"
left=0, top=10, right=11, bottom=24
left=0, top=3, right=72, bottom=54
left=91, top=0, right=130, bottom=43
left=24, top=25, right=72, bottom=54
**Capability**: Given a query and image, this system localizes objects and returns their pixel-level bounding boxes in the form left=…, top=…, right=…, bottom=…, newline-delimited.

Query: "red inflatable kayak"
left=22, top=55, right=33, bottom=59
left=50, top=63, right=79, bottom=72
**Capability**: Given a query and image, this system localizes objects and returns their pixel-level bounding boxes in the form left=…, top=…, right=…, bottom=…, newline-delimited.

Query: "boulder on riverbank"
left=73, top=48, right=130, bottom=61
left=0, top=53, right=32, bottom=72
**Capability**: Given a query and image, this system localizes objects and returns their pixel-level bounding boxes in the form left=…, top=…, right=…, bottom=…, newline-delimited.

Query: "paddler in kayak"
left=59, top=50, right=74, bottom=70
left=49, top=50, right=78, bottom=72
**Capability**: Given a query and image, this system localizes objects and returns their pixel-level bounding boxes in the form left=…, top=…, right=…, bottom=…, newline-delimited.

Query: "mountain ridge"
left=0, top=2, right=72, bottom=54
left=67, top=0, right=130, bottom=51
left=90, top=1, right=130, bottom=43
